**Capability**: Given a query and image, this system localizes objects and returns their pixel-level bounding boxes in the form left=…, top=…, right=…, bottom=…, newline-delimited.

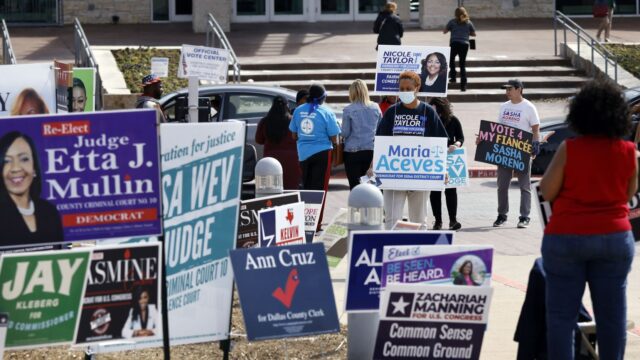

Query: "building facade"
left=0, top=0, right=638, bottom=31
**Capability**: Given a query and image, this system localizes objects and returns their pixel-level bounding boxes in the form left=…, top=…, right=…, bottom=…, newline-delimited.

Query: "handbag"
left=469, top=39, right=476, bottom=50
left=593, top=4, right=609, bottom=18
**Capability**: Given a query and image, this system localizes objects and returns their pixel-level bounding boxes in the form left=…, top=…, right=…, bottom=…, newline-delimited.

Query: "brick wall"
left=63, top=0, right=152, bottom=24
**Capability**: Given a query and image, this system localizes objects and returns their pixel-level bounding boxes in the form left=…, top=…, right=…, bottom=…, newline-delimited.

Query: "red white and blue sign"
left=345, top=231, right=453, bottom=312
left=229, top=243, right=340, bottom=341
left=258, top=202, right=305, bottom=247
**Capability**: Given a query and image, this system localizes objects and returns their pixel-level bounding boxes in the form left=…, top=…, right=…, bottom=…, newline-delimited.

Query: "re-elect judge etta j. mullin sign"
left=0, top=110, right=161, bottom=247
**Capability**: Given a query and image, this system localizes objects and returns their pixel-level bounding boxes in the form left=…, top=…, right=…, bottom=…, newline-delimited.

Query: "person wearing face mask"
left=373, top=71, right=448, bottom=229
left=0, top=131, right=63, bottom=248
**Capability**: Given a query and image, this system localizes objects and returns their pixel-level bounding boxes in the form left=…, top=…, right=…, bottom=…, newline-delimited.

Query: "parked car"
left=159, top=84, right=344, bottom=198
left=532, top=87, right=640, bottom=175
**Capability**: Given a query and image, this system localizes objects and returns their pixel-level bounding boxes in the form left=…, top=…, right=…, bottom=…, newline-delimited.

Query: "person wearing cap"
left=489, top=79, right=540, bottom=228
left=289, top=84, right=340, bottom=191
left=136, top=74, right=166, bottom=123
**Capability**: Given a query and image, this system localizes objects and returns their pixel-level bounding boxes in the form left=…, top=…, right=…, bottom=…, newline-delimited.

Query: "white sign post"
left=178, top=44, right=230, bottom=123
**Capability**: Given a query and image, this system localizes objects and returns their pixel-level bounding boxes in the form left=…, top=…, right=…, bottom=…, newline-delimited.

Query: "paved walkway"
left=5, top=18, right=640, bottom=64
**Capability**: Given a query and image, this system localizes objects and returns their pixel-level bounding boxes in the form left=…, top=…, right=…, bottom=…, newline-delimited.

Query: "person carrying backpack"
left=373, top=2, right=403, bottom=50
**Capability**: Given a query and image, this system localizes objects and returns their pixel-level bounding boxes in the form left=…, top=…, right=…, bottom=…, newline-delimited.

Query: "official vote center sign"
left=373, top=136, right=448, bottom=191
left=230, top=243, right=340, bottom=341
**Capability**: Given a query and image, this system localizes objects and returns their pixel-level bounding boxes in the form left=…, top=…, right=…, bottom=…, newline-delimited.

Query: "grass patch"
left=605, top=44, right=640, bottom=80
left=112, top=47, right=186, bottom=94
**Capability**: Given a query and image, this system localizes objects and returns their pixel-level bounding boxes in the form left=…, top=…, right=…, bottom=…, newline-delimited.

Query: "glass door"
left=233, top=0, right=268, bottom=22
left=171, top=0, right=192, bottom=21
left=317, top=0, right=353, bottom=20
left=271, top=0, right=308, bottom=21
left=354, top=0, right=385, bottom=20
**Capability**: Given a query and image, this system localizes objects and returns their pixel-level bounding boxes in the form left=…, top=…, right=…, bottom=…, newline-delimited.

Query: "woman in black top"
left=0, top=131, right=63, bottom=248
left=374, top=71, right=448, bottom=229
left=428, top=98, right=464, bottom=230
left=373, top=2, right=403, bottom=50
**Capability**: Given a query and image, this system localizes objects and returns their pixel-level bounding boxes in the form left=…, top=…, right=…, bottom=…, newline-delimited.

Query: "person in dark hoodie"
left=373, top=2, right=403, bottom=50
left=136, top=74, right=166, bottom=123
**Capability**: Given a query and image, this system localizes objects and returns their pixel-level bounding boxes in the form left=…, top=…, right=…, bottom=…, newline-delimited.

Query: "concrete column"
left=193, top=0, right=231, bottom=33
left=419, top=0, right=452, bottom=30
left=396, top=0, right=411, bottom=23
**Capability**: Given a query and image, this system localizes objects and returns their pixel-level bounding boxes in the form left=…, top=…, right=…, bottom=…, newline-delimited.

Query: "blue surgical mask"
left=398, top=91, right=416, bottom=105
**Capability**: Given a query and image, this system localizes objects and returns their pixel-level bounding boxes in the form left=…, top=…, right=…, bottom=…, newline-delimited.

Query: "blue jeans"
left=542, top=231, right=634, bottom=360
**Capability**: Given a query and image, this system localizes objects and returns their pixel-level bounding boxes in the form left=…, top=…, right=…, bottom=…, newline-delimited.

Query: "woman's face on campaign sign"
left=426, top=54, right=441, bottom=76
left=3, top=137, right=35, bottom=199
left=18, top=98, right=42, bottom=115
left=72, top=87, right=87, bottom=112
left=139, top=291, right=149, bottom=310
left=462, top=262, right=472, bottom=275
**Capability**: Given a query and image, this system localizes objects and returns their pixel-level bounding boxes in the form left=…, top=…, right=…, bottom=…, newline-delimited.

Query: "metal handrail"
left=1, top=19, right=17, bottom=64
left=206, top=13, right=241, bottom=83
left=73, top=18, right=103, bottom=109
left=553, top=10, right=618, bottom=83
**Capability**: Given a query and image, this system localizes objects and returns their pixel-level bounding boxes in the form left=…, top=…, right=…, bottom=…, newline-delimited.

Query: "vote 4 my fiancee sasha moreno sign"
left=0, top=109, right=161, bottom=248
left=474, top=120, right=533, bottom=173
left=373, top=136, right=448, bottom=191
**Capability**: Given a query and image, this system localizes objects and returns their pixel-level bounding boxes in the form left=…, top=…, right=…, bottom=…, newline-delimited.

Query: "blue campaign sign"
left=229, top=243, right=340, bottom=341
left=286, top=190, right=326, bottom=243
left=345, top=231, right=453, bottom=312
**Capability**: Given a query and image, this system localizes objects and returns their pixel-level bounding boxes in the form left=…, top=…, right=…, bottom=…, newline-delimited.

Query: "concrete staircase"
left=240, top=57, right=588, bottom=103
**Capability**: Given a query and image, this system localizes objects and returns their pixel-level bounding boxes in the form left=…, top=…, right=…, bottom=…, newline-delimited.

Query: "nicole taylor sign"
left=373, top=136, right=448, bottom=191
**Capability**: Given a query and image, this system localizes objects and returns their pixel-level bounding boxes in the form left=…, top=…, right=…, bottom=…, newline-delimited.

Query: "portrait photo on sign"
left=375, top=45, right=450, bottom=97
left=451, top=255, right=488, bottom=286
left=0, top=131, right=64, bottom=247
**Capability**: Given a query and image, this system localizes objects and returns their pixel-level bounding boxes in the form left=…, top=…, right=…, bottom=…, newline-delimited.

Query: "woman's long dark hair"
left=421, top=52, right=448, bottom=78
left=458, top=260, right=474, bottom=275
left=131, top=287, right=150, bottom=328
left=0, top=131, right=43, bottom=202
left=263, top=96, right=291, bottom=144
left=429, top=97, right=453, bottom=124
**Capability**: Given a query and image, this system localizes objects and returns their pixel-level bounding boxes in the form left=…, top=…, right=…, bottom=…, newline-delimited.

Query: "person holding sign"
left=0, top=132, right=63, bottom=247
left=374, top=71, right=448, bottom=229
left=490, top=79, right=540, bottom=228
left=428, top=98, right=464, bottom=230
left=539, top=80, right=636, bottom=360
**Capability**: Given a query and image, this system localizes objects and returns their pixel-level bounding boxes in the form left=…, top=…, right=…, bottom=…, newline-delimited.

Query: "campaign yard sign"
left=258, top=202, right=306, bottom=247
left=178, top=44, right=229, bottom=82
left=374, top=45, right=451, bottom=97
left=373, top=136, right=448, bottom=191
left=0, top=63, right=56, bottom=117
left=345, top=231, right=453, bottom=312
left=475, top=120, right=533, bottom=173
left=446, top=148, right=469, bottom=188
left=0, top=109, right=161, bottom=248
left=75, top=243, right=162, bottom=351
left=151, top=57, right=169, bottom=78
left=286, top=190, right=325, bottom=243
left=0, top=249, right=91, bottom=349
left=381, top=245, right=493, bottom=288
left=159, top=122, right=244, bottom=345
left=54, top=61, right=73, bottom=113
left=318, top=208, right=350, bottom=268
left=229, top=243, right=340, bottom=341
left=237, top=193, right=300, bottom=248
left=373, top=284, right=493, bottom=360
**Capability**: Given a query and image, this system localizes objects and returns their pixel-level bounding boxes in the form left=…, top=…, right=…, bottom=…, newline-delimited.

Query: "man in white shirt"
left=493, top=79, right=540, bottom=228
